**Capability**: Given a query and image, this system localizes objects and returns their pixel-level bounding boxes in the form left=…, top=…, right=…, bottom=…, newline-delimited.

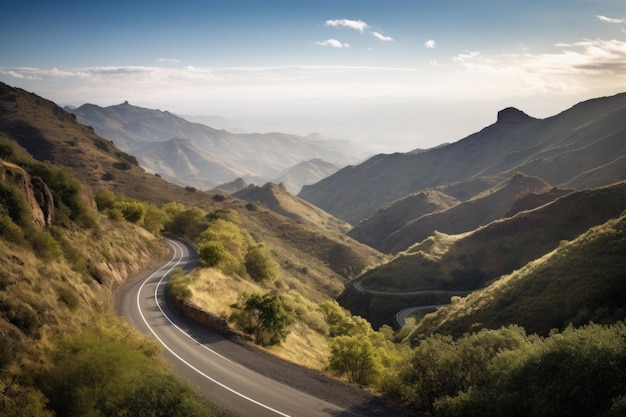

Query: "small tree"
left=230, top=293, right=294, bottom=346
left=198, top=241, right=229, bottom=268
left=329, top=335, right=378, bottom=385
left=245, top=245, right=278, bottom=281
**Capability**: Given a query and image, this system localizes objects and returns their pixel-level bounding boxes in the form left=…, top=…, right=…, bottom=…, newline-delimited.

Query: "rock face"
left=496, top=107, right=533, bottom=124
left=1, top=161, right=54, bottom=227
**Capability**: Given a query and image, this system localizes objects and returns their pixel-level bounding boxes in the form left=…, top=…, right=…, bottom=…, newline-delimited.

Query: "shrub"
left=245, top=245, right=279, bottom=281
left=230, top=292, right=294, bottom=346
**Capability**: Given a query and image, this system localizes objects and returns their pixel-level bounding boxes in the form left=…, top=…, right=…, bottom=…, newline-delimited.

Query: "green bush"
left=329, top=335, right=378, bottom=385
left=168, top=268, right=193, bottom=303
left=396, top=323, right=626, bottom=417
left=44, top=328, right=224, bottom=417
left=230, top=292, right=294, bottom=346
left=245, top=245, right=279, bottom=281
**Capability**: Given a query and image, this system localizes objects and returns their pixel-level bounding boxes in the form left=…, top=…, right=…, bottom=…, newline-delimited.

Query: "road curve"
left=117, top=237, right=369, bottom=417
left=352, top=279, right=472, bottom=327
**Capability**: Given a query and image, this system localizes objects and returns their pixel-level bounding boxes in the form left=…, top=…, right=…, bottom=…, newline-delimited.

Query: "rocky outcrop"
left=496, top=107, right=534, bottom=124
left=1, top=161, right=54, bottom=227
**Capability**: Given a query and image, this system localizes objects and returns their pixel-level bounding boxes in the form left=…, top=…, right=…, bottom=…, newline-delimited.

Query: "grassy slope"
left=339, top=181, right=626, bottom=327
left=347, top=189, right=459, bottom=251
left=382, top=173, right=551, bottom=253
left=411, top=211, right=626, bottom=339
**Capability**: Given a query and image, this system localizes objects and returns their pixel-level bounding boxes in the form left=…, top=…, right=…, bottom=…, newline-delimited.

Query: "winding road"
left=117, top=238, right=394, bottom=417
left=352, top=279, right=472, bottom=327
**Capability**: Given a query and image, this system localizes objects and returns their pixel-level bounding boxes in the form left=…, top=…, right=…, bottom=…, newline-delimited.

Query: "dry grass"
left=188, top=267, right=332, bottom=371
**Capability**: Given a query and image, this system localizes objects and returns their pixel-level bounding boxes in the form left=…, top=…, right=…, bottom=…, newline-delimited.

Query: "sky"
left=1, top=0, right=626, bottom=152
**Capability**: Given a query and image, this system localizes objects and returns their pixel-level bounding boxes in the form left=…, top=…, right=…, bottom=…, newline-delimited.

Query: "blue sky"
left=2, top=0, right=626, bottom=151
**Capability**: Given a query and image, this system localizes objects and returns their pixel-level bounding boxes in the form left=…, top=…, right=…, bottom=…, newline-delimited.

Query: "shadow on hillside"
left=3, top=120, right=56, bottom=161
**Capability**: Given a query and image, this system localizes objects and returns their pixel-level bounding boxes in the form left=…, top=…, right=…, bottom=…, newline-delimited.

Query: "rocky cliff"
left=1, top=160, right=54, bottom=227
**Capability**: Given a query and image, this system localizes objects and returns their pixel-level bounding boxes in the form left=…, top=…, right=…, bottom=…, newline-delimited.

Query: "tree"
left=196, top=219, right=252, bottom=275
left=319, top=300, right=372, bottom=337
left=245, top=245, right=278, bottom=281
left=230, top=293, right=294, bottom=346
left=199, top=241, right=229, bottom=268
left=328, top=335, right=378, bottom=385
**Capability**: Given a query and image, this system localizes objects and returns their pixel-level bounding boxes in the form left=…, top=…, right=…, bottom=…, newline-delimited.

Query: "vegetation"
left=411, top=212, right=626, bottom=338
left=397, top=323, right=626, bottom=417
left=229, top=292, right=294, bottom=346
left=44, top=319, right=232, bottom=417
left=3, top=83, right=626, bottom=417
left=0, top=138, right=233, bottom=416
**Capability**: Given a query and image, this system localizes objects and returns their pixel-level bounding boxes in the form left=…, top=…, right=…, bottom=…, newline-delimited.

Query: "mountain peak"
left=497, top=107, right=533, bottom=124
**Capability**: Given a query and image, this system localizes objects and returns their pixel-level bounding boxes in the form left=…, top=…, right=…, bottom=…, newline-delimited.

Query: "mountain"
left=347, top=189, right=459, bottom=251
left=233, top=182, right=351, bottom=234
left=69, top=102, right=367, bottom=191
left=410, top=210, right=626, bottom=338
left=210, top=177, right=249, bottom=194
left=299, top=94, right=626, bottom=224
left=0, top=82, right=385, bottom=296
left=272, top=158, right=342, bottom=194
left=131, top=137, right=239, bottom=189
left=379, top=173, right=552, bottom=253
left=339, top=181, right=626, bottom=328
left=0, top=83, right=206, bottom=206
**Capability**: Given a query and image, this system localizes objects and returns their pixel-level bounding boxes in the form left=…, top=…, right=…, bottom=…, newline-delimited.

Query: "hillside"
left=0, top=82, right=384, bottom=301
left=380, top=173, right=552, bottom=253
left=0, top=83, right=209, bottom=206
left=299, top=93, right=626, bottom=224
left=347, top=189, right=459, bottom=251
left=272, top=158, right=342, bottom=194
left=410, top=211, right=626, bottom=339
left=0, top=132, right=235, bottom=415
left=233, top=182, right=352, bottom=234
left=339, top=181, right=626, bottom=327
left=69, top=102, right=366, bottom=191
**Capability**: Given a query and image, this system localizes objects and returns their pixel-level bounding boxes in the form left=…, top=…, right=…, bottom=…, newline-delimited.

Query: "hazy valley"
left=1, top=81, right=626, bottom=417
left=68, top=102, right=370, bottom=193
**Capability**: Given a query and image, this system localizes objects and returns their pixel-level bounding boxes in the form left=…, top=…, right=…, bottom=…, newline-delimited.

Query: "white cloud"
left=451, top=38, right=626, bottom=96
left=156, top=58, right=181, bottom=64
left=597, top=15, right=625, bottom=24
left=325, top=19, right=368, bottom=32
left=314, top=39, right=350, bottom=48
left=425, top=39, right=437, bottom=49
left=371, top=32, right=394, bottom=42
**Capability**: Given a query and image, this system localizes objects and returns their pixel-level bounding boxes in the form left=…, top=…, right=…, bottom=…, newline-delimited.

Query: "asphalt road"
left=117, top=237, right=370, bottom=417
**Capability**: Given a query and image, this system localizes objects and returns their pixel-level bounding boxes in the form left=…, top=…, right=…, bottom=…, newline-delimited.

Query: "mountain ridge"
left=69, top=102, right=368, bottom=192
left=299, top=93, right=626, bottom=224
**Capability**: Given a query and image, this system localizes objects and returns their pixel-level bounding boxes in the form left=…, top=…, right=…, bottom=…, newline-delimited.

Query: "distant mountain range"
left=299, top=95, right=626, bottom=225
left=67, top=102, right=369, bottom=193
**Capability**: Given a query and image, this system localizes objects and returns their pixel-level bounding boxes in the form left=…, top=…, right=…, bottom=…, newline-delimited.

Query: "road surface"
left=117, top=237, right=384, bottom=417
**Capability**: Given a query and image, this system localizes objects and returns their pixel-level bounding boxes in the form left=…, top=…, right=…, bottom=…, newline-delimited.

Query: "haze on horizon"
left=1, top=0, right=625, bottom=153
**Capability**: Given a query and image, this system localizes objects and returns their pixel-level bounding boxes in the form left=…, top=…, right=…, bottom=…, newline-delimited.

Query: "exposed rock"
left=496, top=107, right=533, bottom=124
left=1, top=161, right=54, bottom=227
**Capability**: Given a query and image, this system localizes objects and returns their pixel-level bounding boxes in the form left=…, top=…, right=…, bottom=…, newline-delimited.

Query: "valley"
left=1, top=81, right=626, bottom=417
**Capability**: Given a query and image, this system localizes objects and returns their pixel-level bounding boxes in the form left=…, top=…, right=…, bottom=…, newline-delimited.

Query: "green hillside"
left=0, top=136, right=233, bottom=416
left=411, top=211, right=626, bottom=338
left=340, top=181, right=626, bottom=327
